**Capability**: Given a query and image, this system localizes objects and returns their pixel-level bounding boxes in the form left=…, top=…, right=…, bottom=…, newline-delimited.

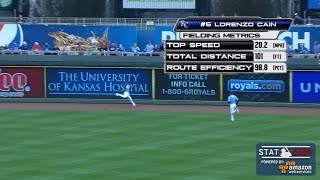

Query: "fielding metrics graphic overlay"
left=165, top=51, right=254, bottom=62
left=179, top=31, right=281, bottom=40
left=165, top=51, right=287, bottom=62
left=165, top=40, right=287, bottom=51
left=256, top=143, right=316, bottom=176
left=174, top=17, right=292, bottom=32
left=165, top=62, right=286, bottom=74
left=166, top=16, right=290, bottom=75
left=164, top=62, right=254, bottom=74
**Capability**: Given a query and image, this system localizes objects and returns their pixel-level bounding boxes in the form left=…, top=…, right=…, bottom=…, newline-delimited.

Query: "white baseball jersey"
left=228, top=95, right=239, bottom=104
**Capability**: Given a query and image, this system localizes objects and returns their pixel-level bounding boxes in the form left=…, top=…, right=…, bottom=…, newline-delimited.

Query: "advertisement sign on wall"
left=223, top=73, right=289, bottom=102
left=154, top=26, right=178, bottom=46
left=293, top=71, right=320, bottom=103
left=155, top=70, right=220, bottom=101
left=0, top=67, right=44, bottom=98
left=0, top=24, right=137, bottom=51
left=46, top=68, right=152, bottom=99
left=278, top=26, right=315, bottom=53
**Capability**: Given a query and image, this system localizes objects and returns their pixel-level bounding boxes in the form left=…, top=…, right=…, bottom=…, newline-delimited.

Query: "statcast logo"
left=0, top=70, right=30, bottom=97
left=228, top=79, right=285, bottom=93
left=257, top=144, right=315, bottom=176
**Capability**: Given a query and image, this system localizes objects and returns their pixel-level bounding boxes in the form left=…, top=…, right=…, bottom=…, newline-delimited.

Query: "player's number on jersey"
left=254, top=64, right=268, bottom=71
left=255, top=41, right=268, bottom=48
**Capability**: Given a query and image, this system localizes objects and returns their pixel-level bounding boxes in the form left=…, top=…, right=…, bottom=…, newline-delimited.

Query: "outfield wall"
left=1, top=24, right=320, bottom=106
left=1, top=24, right=320, bottom=54
left=0, top=66, right=319, bottom=105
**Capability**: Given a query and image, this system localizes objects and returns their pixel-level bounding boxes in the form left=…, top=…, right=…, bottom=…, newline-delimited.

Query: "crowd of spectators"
left=292, top=13, right=318, bottom=26
left=16, top=15, right=37, bottom=24
left=0, top=41, right=57, bottom=55
left=5, top=13, right=320, bottom=59
left=293, top=13, right=304, bottom=25
left=286, top=42, right=320, bottom=58
left=2, top=14, right=166, bottom=56
left=313, top=41, right=320, bottom=58
left=94, top=41, right=164, bottom=56
left=4, top=39, right=320, bottom=58
left=286, top=44, right=309, bottom=55
left=0, top=40, right=165, bottom=56
left=14, top=13, right=319, bottom=26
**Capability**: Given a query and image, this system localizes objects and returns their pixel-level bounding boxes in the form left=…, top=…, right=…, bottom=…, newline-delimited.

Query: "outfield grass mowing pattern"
left=0, top=110, right=318, bottom=180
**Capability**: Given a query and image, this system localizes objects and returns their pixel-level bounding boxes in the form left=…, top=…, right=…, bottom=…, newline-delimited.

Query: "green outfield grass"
left=0, top=110, right=318, bottom=180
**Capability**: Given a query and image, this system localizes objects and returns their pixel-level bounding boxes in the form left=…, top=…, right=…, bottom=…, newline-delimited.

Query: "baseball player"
left=227, top=93, right=240, bottom=122
left=115, top=82, right=136, bottom=107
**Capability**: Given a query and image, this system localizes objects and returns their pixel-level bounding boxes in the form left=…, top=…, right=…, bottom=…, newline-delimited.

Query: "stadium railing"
left=0, top=50, right=164, bottom=57
left=0, top=17, right=178, bottom=28
left=2, top=17, right=320, bottom=26
left=1, top=50, right=319, bottom=59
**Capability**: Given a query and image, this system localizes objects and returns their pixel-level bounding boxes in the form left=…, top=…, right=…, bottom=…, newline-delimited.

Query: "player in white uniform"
left=115, top=82, right=136, bottom=107
left=227, top=93, right=240, bottom=122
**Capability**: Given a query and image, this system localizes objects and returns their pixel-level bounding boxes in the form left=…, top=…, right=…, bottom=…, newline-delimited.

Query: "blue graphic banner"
left=308, top=0, right=320, bottom=9
left=228, top=80, right=285, bottom=93
left=137, top=29, right=155, bottom=50
left=1, top=24, right=318, bottom=53
left=154, top=26, right=177, bottom=45
left=256, top=143, right=316, bottom=176
left=277, top=26, right=319, bottom=53
left=0, top=24, right=137, bottom=50
left=46, top=68, right=152, bottom=99
left=137, top=26, right=177, bottom=48
left=292, top=71, right=320, bottom=103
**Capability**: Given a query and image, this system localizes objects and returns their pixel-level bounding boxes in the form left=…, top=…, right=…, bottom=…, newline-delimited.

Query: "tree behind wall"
left=210, top=0, right=302, bottom=18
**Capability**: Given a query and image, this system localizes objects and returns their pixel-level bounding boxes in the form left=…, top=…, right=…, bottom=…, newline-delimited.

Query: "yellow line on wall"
left=44, top=67, right=47, bottom=98
left=220, top=74, right=223, bottom=101
left=152, top=69, right=155, bottom=100
left=289, top=71, right=292, bottom=103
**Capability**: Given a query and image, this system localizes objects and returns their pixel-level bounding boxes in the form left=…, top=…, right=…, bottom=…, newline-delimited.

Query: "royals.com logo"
left=227, top=80, right=285, bottom=93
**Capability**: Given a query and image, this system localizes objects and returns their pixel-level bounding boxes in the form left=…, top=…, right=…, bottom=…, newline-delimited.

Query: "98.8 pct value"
left=253, top=63, right=287, bottom=73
